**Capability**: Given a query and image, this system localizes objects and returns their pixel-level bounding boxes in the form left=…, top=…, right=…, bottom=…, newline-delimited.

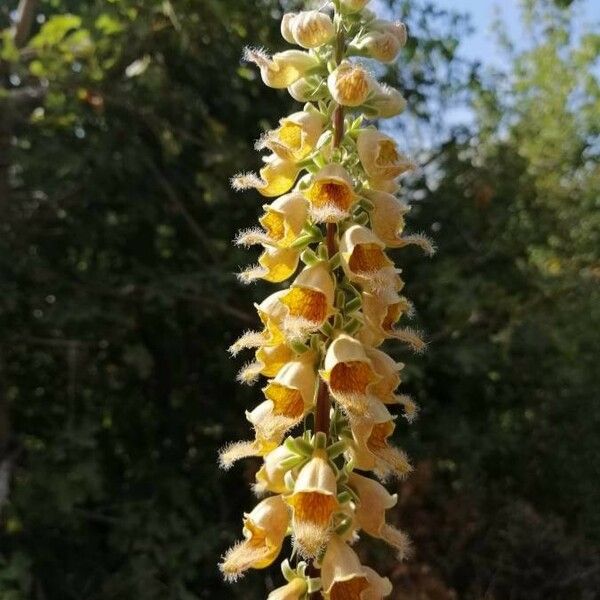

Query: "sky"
left=433, top=0, right=600, bottom=68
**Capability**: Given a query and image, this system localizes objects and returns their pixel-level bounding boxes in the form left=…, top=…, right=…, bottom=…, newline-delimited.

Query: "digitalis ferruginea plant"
left=220, top=1, right=435, bottom=596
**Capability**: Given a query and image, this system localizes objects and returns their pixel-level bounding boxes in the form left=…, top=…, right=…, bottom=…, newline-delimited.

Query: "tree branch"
left=13, top=0, right=40, bottom=49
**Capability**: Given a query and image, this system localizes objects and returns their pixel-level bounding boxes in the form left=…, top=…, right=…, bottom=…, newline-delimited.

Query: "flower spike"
left=222, top=3, right=436, bottom=596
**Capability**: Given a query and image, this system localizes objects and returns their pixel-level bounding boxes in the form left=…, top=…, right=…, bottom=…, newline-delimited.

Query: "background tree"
left=0, top=0, right=598, bottom=598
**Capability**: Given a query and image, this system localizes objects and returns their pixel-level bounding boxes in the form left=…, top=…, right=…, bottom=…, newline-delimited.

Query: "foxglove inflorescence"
left=220, top=1, right=434, bottom=597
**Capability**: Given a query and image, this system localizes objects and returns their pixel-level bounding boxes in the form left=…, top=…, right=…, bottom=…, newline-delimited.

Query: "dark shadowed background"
left=0, top=0, right=599, bottom=598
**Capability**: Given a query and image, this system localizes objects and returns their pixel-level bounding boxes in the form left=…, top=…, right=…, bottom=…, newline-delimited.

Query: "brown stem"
left=309, top=18, right=348, bottom=600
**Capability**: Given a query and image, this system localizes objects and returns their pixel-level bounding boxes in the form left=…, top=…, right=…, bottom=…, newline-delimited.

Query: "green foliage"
left=0, top=0, right=598, bottom=598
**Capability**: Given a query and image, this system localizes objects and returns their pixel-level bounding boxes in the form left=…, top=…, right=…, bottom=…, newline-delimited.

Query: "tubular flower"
left=352, top=31, right=403, bottom=63
left=349, top=400, right=413, bottom=480
left=244, top=47, right=320, bottom=88
left=220, top=495, right=290, bottom=581
left=286, top=450, right=340, bottom=557
left=348, top=472, right=411, bottom=559
left=340, top=225, right=401, bottom=299
left=369, top=83, right=407, bottom=118
left=305, top=164, right=357, bottom=222
left=280, top=263, right=336, bottom=338
left=248, top=356, right=318, bottom=444
left=238, top=245, right=300, bottom=284
left=320, top=536, right=392, bottom=599
left=255, top=444, right=298, bottom=495
left=360, top=291, right=426, bottom=352
left=268, top=578, right=308, bottom=600
left=284, top=11, right=336, bottom=49
left=321, top=333, right=380, bottom=415
left=258, top=111, right=325, bottom=162
left=327, top=61, right=373, bottom=107
left=357, top=129, right=415, bottom=182
left=224, top=2, right=436, bottom=595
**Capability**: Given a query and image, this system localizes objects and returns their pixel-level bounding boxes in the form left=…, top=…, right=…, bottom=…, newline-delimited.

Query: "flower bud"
left=372, top=19, right=408, bottom=46
left=340, top=0, right=371, bottom=13
left=245, top=47, right=319, bottom=89
left=281, top=12, right=297, bottom=44
left=370, top=83, right=407, bottom=118
left=288, top=76, right=328, bottom=102
left=268, top=577, right=308, bottom=600
left=290, top=10, right=335, bottom=49
left=354, top=30, right=402, bottom=63
left=327, top=61, right=373, bottom=107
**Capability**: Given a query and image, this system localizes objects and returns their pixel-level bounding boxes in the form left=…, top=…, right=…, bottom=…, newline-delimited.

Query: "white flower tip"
left=231, top=172, right=264, bottom=192
left=234, top=227, right=271, bottom=247
left=243, top=46, right=270, bottom=67
left=237, top=264, right=267, bottom=284
left=218, top=440, right=258, bottom=470
left=237, top=361, right=262, bottom=385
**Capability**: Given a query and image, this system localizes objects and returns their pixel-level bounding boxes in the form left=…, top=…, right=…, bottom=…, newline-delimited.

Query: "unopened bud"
left=340, top=0, right=371, bottom=13
left=290, top=11, right=335, bottom=49
left=371, top=84, right=407, bottom=118
left=327, top=61, right=373, bottom=107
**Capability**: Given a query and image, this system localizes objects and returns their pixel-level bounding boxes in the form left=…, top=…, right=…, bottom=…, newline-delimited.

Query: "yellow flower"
left=340, top=0, right=371, bottom=13
left=320, top=535, right=393, bottom=599
left=232, top=155, right=300, bottom=198
left=258, top=111, right=325, bottom=162
left=220, top=495, right=290, bottom=581
left=365, top=189, right=435, bottom=255
left=259, top=192, right=309, bottom=247
left=357, top=129, right=414, bottom=181
left=348, top=472, right=411, bottom=560
left=280, top=263, right=336, bottom=338
left=363, top=346, right=418, bottom=421
left=321, top=333, right=380, bottom=415
left=285, top=450, right=339, bottom=557
left=361, top=567, right=394, bottom=600
left=327, top=61, right=373, bottom=107
left=354, top=30, right=402, bottom=63
left=339, top=225, right=400, bottom=298
left=287, top=11, right=335, bottom=49
left=255, top=342, right=295, bottom=378
left=247, top=356, right=318, bottom=443
left=371, top=19, right=408, bottom=47
left=243, top=246, right=300, bottom=284
left=255, top=444, right=299, bottom=495
left=259, top=155, right=302, bottom=197
left=359, top=291, right=425, bottom=352
left=370, top=83, right=407, bottom=118
left=244, top=47, right=320, bottom=89
left=348, top=399, right=413, bottom=479
left=304, top=164, right=357, bottom=223
left=268, top=577, right=309, bottom=600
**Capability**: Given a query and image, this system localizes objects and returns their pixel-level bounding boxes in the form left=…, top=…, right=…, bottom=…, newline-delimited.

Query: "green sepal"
left=290, top=234, right=315, bottom=250
left=285, top=436, right=314, bottom=457
left=329, top=252, right=341, bottom=270
left=344, top=296, right=362, bottom=313
left=291, top=340, right=310, bottom=354
left=334, top=514, right=354, bottom=536
left=279, top=455, right=307, bottom=470
left=343, top=317, right=362, bottom=335
left=320, top=321, right=334, bottom=337
left=354, top=211, right=370, bottom=226
left=281, top=559, right=296, bottom=582
left=327, top=440, right=347, bottom=459
left=337, top=490, right=352, bottom=504
left=301, top=248, right=320, bottom=266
